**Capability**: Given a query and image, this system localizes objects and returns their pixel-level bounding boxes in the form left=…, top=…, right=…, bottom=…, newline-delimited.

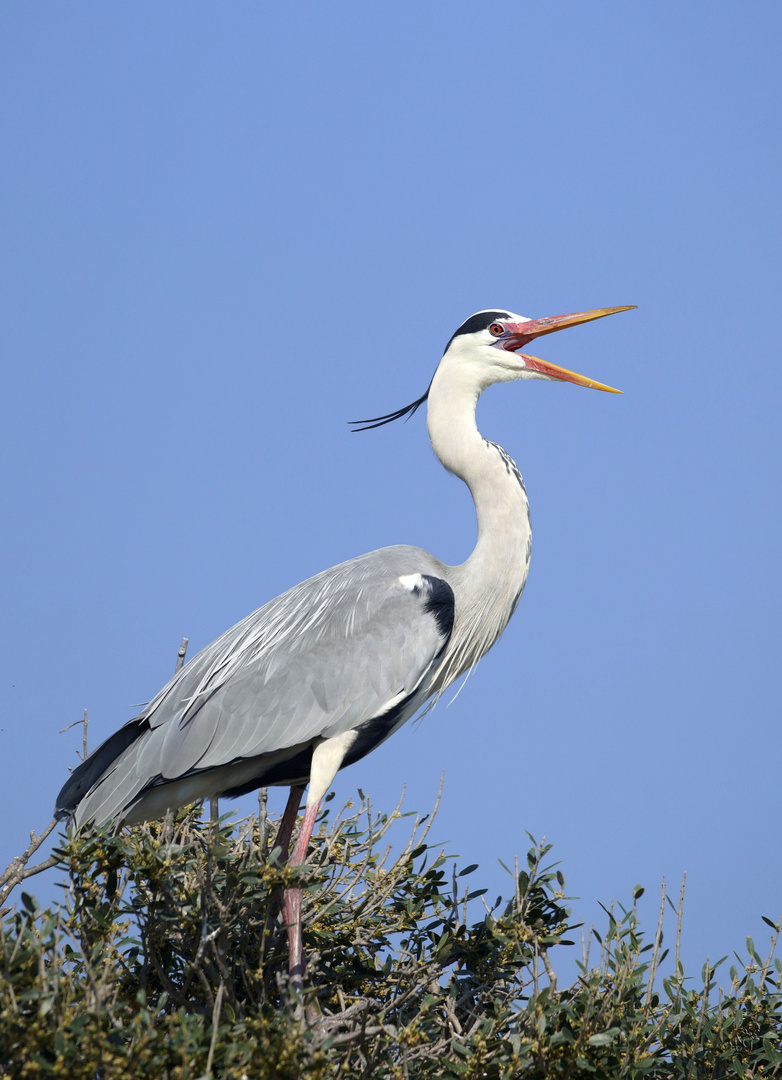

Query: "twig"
left=541, top=947, right=558, bottom=994
left=645, top=878, right=666, bottom=1005
left=685, top=959, right=710, bottom=1080
left=59, top=709, right=89, bottom=760
left=759, top=913, right=782, bottom=987
left=258, top=787, right=269, bottom=859
left=0, top=819, right=60, bottom=905
left=206, top=981, right=225, bottom=1074
left=175, top=637, right=189, bottom=673
left=675, top=873, right=686, bottom=974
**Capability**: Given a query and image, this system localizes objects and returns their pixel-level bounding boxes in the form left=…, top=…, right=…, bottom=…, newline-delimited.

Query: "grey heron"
left=55, top=304, right=632, bottom=988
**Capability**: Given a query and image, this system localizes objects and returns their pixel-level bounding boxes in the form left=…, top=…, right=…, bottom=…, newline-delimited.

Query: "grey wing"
left=57, top=548, right=454, bottom=825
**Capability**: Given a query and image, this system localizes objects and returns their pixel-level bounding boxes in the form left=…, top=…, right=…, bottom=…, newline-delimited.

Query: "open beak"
left=502, top=305, right=635, bottom=394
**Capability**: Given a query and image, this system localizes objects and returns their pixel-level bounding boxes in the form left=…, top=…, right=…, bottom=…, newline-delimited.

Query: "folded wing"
left=56, top=547, right=454, bottom=827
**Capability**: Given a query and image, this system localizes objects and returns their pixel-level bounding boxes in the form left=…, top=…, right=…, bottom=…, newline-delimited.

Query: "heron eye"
left=489, top=323, right=504, bottom=337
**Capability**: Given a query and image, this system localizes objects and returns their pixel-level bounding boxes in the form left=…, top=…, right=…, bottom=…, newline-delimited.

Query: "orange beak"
left=501, top=306, right=635, bottom=393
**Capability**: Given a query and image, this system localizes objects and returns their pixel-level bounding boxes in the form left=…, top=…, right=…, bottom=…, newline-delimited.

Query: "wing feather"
left=159, top=569, right=447, bottom=774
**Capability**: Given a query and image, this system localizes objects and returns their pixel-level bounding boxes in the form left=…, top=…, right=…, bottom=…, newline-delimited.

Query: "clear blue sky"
left=2, top=3, right=780, bottom=981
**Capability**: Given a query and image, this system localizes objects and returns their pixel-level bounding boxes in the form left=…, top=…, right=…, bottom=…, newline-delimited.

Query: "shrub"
left=1, top=795, right=780, bottom=1078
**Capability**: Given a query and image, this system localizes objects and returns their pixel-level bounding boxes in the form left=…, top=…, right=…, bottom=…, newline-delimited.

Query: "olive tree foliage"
left=0, top=792, right=780, bottom=1080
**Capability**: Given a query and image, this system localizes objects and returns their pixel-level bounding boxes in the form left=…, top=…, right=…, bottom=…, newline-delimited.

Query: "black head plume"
left=348, top=310, right=510, bottom=432
left=349, top=380, right=432, bottom=432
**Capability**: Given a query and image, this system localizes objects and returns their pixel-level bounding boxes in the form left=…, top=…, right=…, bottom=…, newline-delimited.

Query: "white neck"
left=426, top=362, right=532, bottom=686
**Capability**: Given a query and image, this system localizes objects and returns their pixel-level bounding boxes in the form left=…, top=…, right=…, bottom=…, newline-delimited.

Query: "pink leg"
left=274, top=785, right=305, bottom=863
left=281, top=798, right=320, bottom=993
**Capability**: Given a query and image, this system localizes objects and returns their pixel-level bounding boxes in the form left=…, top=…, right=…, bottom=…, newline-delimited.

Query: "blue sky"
left=2, top=2, right=780, bottom=981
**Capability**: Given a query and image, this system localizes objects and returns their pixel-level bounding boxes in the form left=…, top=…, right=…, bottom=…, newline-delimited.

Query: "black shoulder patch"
left=444, top=310, right=512, bottom=354
left=420, top=574, right=455, bottom=641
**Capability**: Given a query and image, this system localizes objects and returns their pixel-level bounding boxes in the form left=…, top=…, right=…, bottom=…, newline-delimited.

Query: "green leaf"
left=576, top=1056, right=597, bottom=1072
left=589, top=1028, right=620, bottom=1046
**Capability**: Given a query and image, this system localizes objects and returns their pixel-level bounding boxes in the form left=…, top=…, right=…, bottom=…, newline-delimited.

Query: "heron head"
left=442, top=307, right=634, bottom=393
left=350, top=305, right=634, bottom=431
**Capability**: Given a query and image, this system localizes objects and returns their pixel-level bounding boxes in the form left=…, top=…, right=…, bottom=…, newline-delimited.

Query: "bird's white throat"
left=426, top=369, right=532, bottom=689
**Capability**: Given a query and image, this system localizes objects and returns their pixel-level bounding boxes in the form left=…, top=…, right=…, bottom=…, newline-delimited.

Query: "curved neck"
left=426, top=365, right=532, bottom=683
